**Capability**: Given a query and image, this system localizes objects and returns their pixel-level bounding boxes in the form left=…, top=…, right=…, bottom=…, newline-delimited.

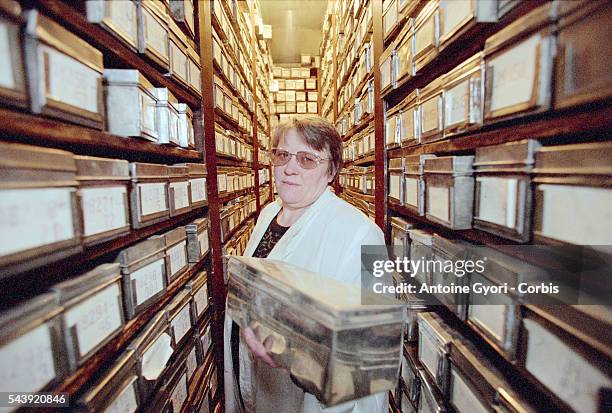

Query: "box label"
left=138, top=183, right=167, bottom=216
left=131, top=259, right=165, bottom=306
left=428, top=185, right=450, bottom=222
left=103, top=376, right=138, bottom=413
left=81, top=186, right=128, bottom=237
left=168, top=241, right=187, bottom=278
left=0, top=23, right=15, bottom=89
left=170, top=181, right=190, bottom=211
left=171, top=303, right=191, bottom=344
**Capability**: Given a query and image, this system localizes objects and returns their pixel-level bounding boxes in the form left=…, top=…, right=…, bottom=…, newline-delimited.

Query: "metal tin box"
left=404, top=154, right=435, bottom=216
left=103, top=69, right=159, bottom=141
left=417, top=312, right=454, bottom=397
left=75, top=155, right=130, bottom=245
left=154, top=88, right=180, bottom=145
left=185, top=217, right=209, bottom=263
left=483, top=3, right=556, bottom=123
left=177, top=103, right=194, bottom=148
left=408, top=229, right=434, bottom=286
left=185, top=270, right=209, bottom=323
left=554, top=0, right=612, bottom=108
left=424, top=156, right=474, bottom=229
left=430, top=234, right=470, bottom=318
left=24, top=10, right=104, bottom=129
left=413, top=1, right=439, bottom=74
left=0, top=293, right=67, bottom=393
left=442, top=53, right=483, bottom=138
left=386, top=106, right=401, bottom=149
left=169, top=0, right=195, bottom=39
left=54, top=263, right=124, bottom=371
left=473, top=140, right=540, bottom=242
left=167, top=18, right=189, bottom=87
left=127, top=312, right=174, bottom=401
left=0, top=1, right=27, bottom=109
left=418, top=355, right=447, bottom=413
left=198, top=314, right=213, bottom=357
left=0, top=142, right=81, bottom=277
left=365, top=166, right=375, bottom=195
left=129, top=162, right=169, bottom=229
left=438, top=0, right=497, bottom=51
left=383, top=0, right=399, bottom=41
left=399, top=345, right=422, bottom=412
left=226, top=256, right=407, bottom=406
left=187, top=45, right=201, bottom=95
left=75, top=350, right=141, bottom=413
left=167, top=165, right=191, bottom=217
left=86, top=0, right=138, bottom=51
left=165, top=289, right=193, bottom=349
left=116, top=237, right=167, bottom=319
left=533, top=141, right=612, bottom=246
left=399, top=91, right=420, bottom=147
left=419, top=77, right=444, bottom=144
left=390, top=216, right=412, bottom=260
left=389, top=157, right=405, bottom=204
left=137, top=0, right=170, bottom=69
left=184, top=331, right=202, bottom=385
left=380, top=44, right=395, bottom=93
left=394, top=23, right=414, bottom=86
left=154, top=226, right=189, bottom=284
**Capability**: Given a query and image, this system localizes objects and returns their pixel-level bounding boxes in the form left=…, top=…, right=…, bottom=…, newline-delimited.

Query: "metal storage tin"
left=399, top=90, right=420, bottom=147
left=431, top=234, right=470, bottom=318
left=169, top=0, right=195, bottom=39
left=424, top=156, right=474, bottom=229
left=554, top=0, right=612, bottom=108
left=167, top=165, right=191, bottom=217
left=167, top=18, right=189, bottom=87
left=438, top=0, right=497, bottom=51
left=365, top=166, right=375, bottom=195
left=473, top=140, right=540, bottom=242
left=0, top=142, right=81, bottom=277
left=442, top=53, right=483, bottom=138
left=116, top=237, right=167, bottom=319
left=185, top=217, right=209, bottom=263
left=155, top=226, right=189, bottom=284
left=185, top=270, right=209, bottom=322
left=86, top=0, right=138, bottom=51
left=533, top=141, right=612, bottom=246
left=75, top=349, right=141, bottom=413
left=165, top=289, right=193, bottom=349
left=418, top=361, right=447, bottom=413
left=198, top=316, right=213, bottom=358
left=187, top=45, right=201, bottom=95
left=386, top=106, right=401, bottom=149
left=400, top=345, right=422, bottom=412
left=383, top=0, right=399, bottom=40
left=389, top=158, right=405, bottom=204
left=24, top=10, right=104, bottom=129
left=177, top=103, right=194, bottom=148
left=417, top=312, right=453, bottom=397
left=413, top=1, right=439, bottom=74
left=0, top=1, right=27, bottom=109
left=129, top=162, right=169, bottom=229
left=184, top=331, right=202, bottom=385
left=153, top=88, right=180, bottom=145
left=0, top=293, right=67, bottom=394
left=103, top=69, right=159, bottom=141
left=75, top=155, right=130, bottom=245
left=227, top=256, right=407, bottom=406
left=483, top=2, right=556, bottom=123
left=394, top=23, right=414, bottom=86
left=54, top=263, right=124, bottom=371
left=419, top=77, right=444, bottom=144
left=404, top=154, right=435, bottom=216
left=380, top=44, right=395, bottom=92
left=137, top=0, right=169, bottom=69
left=391, top=217, right=412, bottom=261
left=127, top=312, right=174, bottom=401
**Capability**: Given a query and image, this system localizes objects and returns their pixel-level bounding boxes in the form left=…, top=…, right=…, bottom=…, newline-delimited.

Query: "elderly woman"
left=224, top=115, right=387, bottom=413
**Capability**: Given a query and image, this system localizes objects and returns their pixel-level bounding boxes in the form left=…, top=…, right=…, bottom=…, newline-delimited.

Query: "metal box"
left=418, top=354, right=447, bottom=413
left=386, top=106, right=401, bottom=149
left=153, top=226, right=189, bottom=284
left=399, top=90, right=420, bottom=147
left=408, top=229, right=434, bottom=286
left=165, top=289, right=193, bottom=349
left=187, top=45, right=201, bottom=95
left=167, top=165, right=191, bottom=217
left=169, top=0, right=195, bottom=39
left=419, top=77, right=444, bottom=144
left=473, top=140, right=540, bottom=242
left=24, top=10, right=104, bottom=129
left=75, top=155, right=131, bottom=245
left=389, top=157, right=405, bottom=204
left=54, top=263, right=124, bottom=371
left=404, top=154, right=435, bottom=216
left=137, top=0, right=169, bottom=69
left=399, top=345, right=422, bottom=412
left=0, top=142, right=81, bottom=277
left=153, top=88, right=180, bottom=145
left=0, top=1, right=27, bottom=109
left=185, top=270, right=209, bottom=323
left=380, top=44, right=395, bottom=93
left=390, top=216, right=412, bottom=259
left=103, top=69, right=159, bottom=141
left=383, top=0, right=399, bottom=41
left=167, top=18, right=189, bottom=87
left=165, top=353, right=189, bottom=413
left=177, top=103, right=194, bottom=148
left=86, top=0, right=138, bottom=51
left=417, top=312, right=453, bottom=397
left=438, top=0, right=497, bottom=51
left=394, top=22, right=414, bottom=86
left=424, top=156, right=474, bottom=229
left=430, top=234, right=470, bottom=318
left=413, top=1, right=439, bottom=74
left=185, top=217, right=209, bottom=263
left=129, top=162, right=169, bottom=229
left=116, top=237, right=167, bottom=319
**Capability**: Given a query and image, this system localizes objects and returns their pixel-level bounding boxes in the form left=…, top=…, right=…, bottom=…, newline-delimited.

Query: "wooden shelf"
left=0, top=108, right=202, bottom=163
left=353, top=154, right=376, bottom=166
left=216, top=155, right=252, bottom=168
left=219, top=188, right=254, bottom=204
left=223, top=212, right=256, bottom=244
left=215, top=107, right=246, bottom=134
left=342, top=114, right=374, bottom=141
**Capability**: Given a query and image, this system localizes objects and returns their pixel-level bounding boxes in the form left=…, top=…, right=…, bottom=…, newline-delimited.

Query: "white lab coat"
left=224, top=187, right=388, bottom=413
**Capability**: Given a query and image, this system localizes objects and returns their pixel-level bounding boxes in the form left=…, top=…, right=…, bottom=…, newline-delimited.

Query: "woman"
left=224, top=115, right=387, bottom=413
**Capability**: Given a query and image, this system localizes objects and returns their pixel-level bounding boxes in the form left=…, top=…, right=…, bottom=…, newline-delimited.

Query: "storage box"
left=187, top=46, right=201, bottom=95
left=442, top=53, right=483, bottom=138
left=137, top=0, right=170, bottom=69
left=185, top=217, right=209, bottom=263
left=417, top=312, right=453, bottom=396
left=0, top=1, right=27, bottom=109
left=431, top=234, right=470, bottom=318
left=386, top=106, right=401, bottom=148
left=76, top=350, right=141, bottom=413
left=128, top=312, right=174, bottom=401
left=533, top=141, right=612, bottom=246
left=390, top=216, right=412, bottom=260
left=177, top=103, right=194, bottom=148
left=165, top=354, right=189, bottom=413
left=408, top=229, right=434, bottom=286
left=424, top=156, right=474, bottom=229
left=307, top=101, right=318, bottom=113
left=0, top=142, right=81, bottom=277
left=399, top=345, right=421, bottom=411
left=383, top=0, right=399, bottom=40
left=398, top=91, right=419, bottom=147
left=0, top=293, right=67, bottom=393
left=226, top=256, right=407, bottom=406
left=165, top=289, right=193, bottom=349
left=185, top=270, right=209, bottom=322
left=395, top=28, right=415, bottom=89
left=388, top=158, right=404, bottom=204
left=306, top=78, right=317, bottom=90
left=297, top=102, right=307, bottom=114
left=75, top=155, right=130, bottom=245
left=483, top=3, right=556, bottom=123
left=418, top=367, right=446, bottom=413
left=380, top=45, right=395, bottom=92
left=153, top=88, right=180, bottom=145
left=418, top=77, right=444, bottom=144
left=473, top=140, right=540, bottom=242
left=169, top=0, right=195, bottom=38
left=116, top=237, right=167, bottom=319
left=86, top=0, right=139, bottom=51
left=24, top=10, right=104, bottom=129
left=54, top=263, right=124, bottom=371
left=554, top=0, right=612, bottom=109
left=155, top=226, right=189, bottom=284
left=404, top=154, right=435, bottom=216
left=365, top=166, right=375, bottom=195
left=198, top=316, right=213, bottom=357
left=413, top=2, right=439, bottom=74
left=167, top=165, right=191, bottom=216
left=129, top=162, right=169, bottom=228
left=438, top=0, right=497, bottom=51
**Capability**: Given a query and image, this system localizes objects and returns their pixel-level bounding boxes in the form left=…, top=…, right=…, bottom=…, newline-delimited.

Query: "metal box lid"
left=165, top=289, right=191, bottom=319
left=0, top=292, right=62, bottom=339
left=388, top=157, right=404, bottom=170
left=185, top=217, right=208, bottom=234
left=424, top=156, right=474, bottom=176
left=75, top=155, right=130, bottom=181
left=174, top=163, right=207, bottom=177
left=533, top=141, right=612, bottom=176
left=432, top=234, right=471, bottom=259
left=129, top=162, right=168, bottom=180
left=53, top=263, right=122, bottom=305
left=408, top=228, right=434, bottom=246
left=153, top=87, right=178, bottom=106
left=127, top=311, right=169, bottom=354
left=474, top=140, right=541, bottom=172
left=158, top=226, right=187, bottom=247
left=0, top=141, right=76, bottom=175
left=116, top=237, right=166, bottom=268
left=167, top=165, right=189, bottom=178
left=103, top=69, right=155, bottom=90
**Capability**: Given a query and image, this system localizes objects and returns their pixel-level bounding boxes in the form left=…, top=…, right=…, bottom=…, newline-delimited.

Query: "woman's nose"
left=283, top=154, right=300, bottom=175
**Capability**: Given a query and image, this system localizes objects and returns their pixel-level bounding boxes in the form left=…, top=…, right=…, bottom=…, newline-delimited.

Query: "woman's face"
left=273, top=128, right=333, bottom=209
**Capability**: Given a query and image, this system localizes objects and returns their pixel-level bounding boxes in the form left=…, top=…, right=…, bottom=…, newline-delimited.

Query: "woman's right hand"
left=242, top=326, right=283, bottom=369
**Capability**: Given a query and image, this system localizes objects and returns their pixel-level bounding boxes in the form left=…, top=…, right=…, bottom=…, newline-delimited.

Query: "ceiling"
left=259, top=0, right=329, bottom=64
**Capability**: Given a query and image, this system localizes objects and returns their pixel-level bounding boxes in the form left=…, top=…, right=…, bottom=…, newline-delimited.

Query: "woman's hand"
left=242, top=326, right=282, bottom=368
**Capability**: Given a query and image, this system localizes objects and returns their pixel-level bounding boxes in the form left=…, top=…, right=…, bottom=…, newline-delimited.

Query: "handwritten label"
left=141, top=333, right=173, bottom=380
left=131, top=259, right=165, bottom=306
left=198, top=230, right=209, bottom=256
left=186, top=347, right=198, bottom=381
left=109, top=0, right=137, bottom=46
left=194, top=285, right=209, bottom=317
left=139, top=90, right=157, bottom=137
left=168, top=241, right=187, bottom=278
left=190, top=178, right=207, bottom=202
left=489, top=35, right=539, bottom=113
left=103, top=376, right=138, bottom=413
left=450, top=369, right=489, bottom=413
left=65, top=283, right=123, bottom=358
left=440, top=0, right=472, bottom=38
left=428, top=186, right=450, bottom=222
left=170, top=181, right=190, bottom=211
left=81, top=186, right=128, bottom=237
left=0, top=23, right=15, bottom=89
left=0, top=188, right=75, bottom=257
left=0, top=323, right=56, bottom=393
left=421, top=96, right=440, bottom=134
left=390, top=175, right=401, bottom=200
left=400, top=109, right=415, bottom=141
left=144, top=8, right=168, bottom=60
left=171, top=42, right=188, bottom=81
left=171, top=303, right=191, bottom=344
left=419, top=330, right=440, bottom=381
left=217, top=174, right=227, bottom=192
left=476, top=177, right=518, bottom=228
left=170, top=374, right=188, bottom=413
left=138, top=183, right=167, bottom=216
left=445, top=80, right=469, bottom=128
left=468, top=300, right=508, bottom=343
left=40, top=46, right=100, bottom=114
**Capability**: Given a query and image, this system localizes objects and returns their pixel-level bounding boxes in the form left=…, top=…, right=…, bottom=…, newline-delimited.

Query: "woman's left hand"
left=242, top=326, right=283, bottom=368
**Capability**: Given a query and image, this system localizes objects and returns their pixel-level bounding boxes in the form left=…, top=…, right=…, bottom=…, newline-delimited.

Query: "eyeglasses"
left=270, top=148, right=330, bottom=170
